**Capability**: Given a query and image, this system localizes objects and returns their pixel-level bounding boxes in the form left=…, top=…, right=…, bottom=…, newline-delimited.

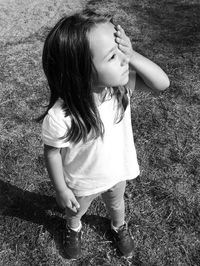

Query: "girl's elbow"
left=159, top=77, right=170, bottom=91
left=164, top=77, right=170, bottom=90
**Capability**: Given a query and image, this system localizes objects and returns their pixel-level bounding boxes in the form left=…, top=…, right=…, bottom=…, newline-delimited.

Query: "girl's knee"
left=106, top=198, right=125, bottom=212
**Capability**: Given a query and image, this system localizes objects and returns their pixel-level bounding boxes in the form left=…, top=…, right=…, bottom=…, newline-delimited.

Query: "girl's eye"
left=109, top=54, right=116, bottom=61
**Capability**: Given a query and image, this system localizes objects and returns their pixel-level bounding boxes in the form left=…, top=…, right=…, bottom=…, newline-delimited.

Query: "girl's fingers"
left=71, top=206, right=78, bottom=213
left=116, top=30, right=124, bottom=39
left=116, top=37, right=129, bottom=47
left=72, top=198, right=80, bottom=210
left=115, top=27, right=130, bottom=45
left=117, top=24, right=124, bottom=32
left=68, top=202, right=78, bottom=213
left=118, top=44, right=128, bottom=55
left=117, top=25, right=126, bottom=37
left=115, top=25, right=125, bottom=38
left=115, top=25, right=132, bottom=56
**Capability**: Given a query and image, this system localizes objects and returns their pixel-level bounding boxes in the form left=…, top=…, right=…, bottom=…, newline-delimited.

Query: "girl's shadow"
left=0, top=179, right=110, bottom=259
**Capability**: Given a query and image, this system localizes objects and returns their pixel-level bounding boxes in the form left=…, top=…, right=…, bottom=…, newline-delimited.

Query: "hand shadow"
left=0, top=179, right=111, bottom=259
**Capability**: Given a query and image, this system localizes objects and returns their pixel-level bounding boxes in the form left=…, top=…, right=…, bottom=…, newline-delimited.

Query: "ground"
left=1, top=0, right=200, bottom=265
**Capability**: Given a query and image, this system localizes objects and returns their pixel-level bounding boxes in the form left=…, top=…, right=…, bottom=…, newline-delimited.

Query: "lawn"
left=1, top=0, right=200, bottom=265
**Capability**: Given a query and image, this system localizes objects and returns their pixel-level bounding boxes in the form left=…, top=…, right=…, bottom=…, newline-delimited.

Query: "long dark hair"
left=38, top=9, right=129, bottom=143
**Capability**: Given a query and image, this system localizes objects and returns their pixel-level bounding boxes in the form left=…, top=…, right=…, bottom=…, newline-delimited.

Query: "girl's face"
left=88, top=22, right=129, bottom=90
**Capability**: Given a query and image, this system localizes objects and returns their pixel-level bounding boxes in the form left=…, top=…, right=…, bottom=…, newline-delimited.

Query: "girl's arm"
left=129, top=50, right=170, bottom=91
left=44, top=144, right=80, bottom=212
left=115, top=25, right=170, bottom=91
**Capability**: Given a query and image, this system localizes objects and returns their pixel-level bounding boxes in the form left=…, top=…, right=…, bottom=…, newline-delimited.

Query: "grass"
left=1, top=0, right=200, bottom=265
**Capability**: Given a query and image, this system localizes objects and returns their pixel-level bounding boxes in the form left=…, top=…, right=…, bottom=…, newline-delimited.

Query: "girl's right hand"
left=56, top=188, right=80, bottom=213
left=115, top=25, right=133, bottom=60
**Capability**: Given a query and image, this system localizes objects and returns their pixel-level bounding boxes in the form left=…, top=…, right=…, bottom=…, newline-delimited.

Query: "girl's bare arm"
left=44, top=144, right=80, bottom=212
left=129, top=50, right=170, bottom=91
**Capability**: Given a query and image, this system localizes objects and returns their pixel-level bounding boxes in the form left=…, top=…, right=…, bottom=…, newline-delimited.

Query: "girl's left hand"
left=115, top=25, right=133, bottom=60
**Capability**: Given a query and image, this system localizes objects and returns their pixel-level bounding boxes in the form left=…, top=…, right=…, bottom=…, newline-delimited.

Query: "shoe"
left=63, top=225, right=82, bottom=259
left=111, top=223, right=134, bottom=257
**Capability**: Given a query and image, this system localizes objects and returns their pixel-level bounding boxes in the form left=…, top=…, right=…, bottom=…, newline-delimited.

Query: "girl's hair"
left=38, top=8, right=129, bottom=143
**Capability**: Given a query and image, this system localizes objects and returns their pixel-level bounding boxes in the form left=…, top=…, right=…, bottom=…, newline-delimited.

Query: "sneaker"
left=111, top=223, right=134, bottom=257
left=63, top=225, right=82, bottom=259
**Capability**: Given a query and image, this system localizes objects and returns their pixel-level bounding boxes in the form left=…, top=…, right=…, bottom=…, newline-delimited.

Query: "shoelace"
left=117, top=224, right=131, bottom=240
left=64, top=227, right=81, bottom=243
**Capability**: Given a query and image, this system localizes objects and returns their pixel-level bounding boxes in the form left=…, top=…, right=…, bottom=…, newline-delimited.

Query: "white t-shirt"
left=42, top=91, right=140, bottom=196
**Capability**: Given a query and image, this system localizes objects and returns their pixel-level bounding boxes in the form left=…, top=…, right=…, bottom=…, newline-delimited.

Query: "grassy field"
left=1, top=0, right=200, bottom=265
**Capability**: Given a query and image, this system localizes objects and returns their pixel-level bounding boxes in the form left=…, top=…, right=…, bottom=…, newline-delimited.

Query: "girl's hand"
left=115, top=25, right=133, bottom=60
left=56, top=188, right=80, bottom=213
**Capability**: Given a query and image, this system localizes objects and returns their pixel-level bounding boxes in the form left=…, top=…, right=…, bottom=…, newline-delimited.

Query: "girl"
left=40, top=9, right=169, bottom=259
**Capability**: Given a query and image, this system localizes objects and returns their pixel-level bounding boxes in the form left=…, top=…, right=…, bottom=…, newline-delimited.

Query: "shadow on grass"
left=145, top=2, right=200, bottom=48
left=0, top=179, right=112, bottom=260
left=123, top=1, right=200, bottom=55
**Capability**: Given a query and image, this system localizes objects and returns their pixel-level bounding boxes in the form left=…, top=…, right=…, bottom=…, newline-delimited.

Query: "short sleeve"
left=42, top=114, right=70, bottom=148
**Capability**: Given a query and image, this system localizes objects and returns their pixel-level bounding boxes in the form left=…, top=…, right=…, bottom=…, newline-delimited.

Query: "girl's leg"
left=63, top=193, right=99, bottom=259
left=64, top=192, right=100, bottom=229
left=101, top=181, right=134, bottom=257
left=101, top=181, right=126, bottom=228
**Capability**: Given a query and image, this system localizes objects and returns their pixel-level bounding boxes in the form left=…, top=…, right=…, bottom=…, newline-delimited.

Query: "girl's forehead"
left=88, top=22, right=117, bottom=60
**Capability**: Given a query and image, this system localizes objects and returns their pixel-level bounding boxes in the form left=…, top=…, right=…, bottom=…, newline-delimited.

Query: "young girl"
left=40, top=9, right=169, bottom=259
